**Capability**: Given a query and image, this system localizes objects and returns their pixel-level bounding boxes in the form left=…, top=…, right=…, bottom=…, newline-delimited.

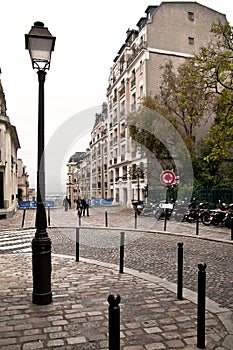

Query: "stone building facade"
left=17, top=159, right=29, bottom=202
left=66, top=2, right=227, bottom=206
left=0, top=79, right=21, bottom=218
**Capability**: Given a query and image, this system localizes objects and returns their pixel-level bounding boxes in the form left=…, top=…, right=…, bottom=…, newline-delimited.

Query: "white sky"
left=1, top=0, right=233, bottom=191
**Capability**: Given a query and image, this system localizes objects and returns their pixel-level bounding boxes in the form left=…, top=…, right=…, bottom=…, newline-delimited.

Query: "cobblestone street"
left=0, top=206, right=233, bottom=349
left=1, top=207, right=232, bottom=311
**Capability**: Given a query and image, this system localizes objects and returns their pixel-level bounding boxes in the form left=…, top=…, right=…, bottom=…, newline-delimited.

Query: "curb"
left=54, top=253, right=233, bottom=341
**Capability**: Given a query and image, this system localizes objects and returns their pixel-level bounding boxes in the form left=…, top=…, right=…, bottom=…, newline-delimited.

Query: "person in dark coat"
left=81, top=198, right=87, bottom=216
left=76, top=197, right=82, bottom=217
left=63, top=196, right=69, bottom=211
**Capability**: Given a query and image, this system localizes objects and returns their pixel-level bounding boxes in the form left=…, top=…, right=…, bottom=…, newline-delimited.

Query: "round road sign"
left=160, top=170, right=176, bottom=186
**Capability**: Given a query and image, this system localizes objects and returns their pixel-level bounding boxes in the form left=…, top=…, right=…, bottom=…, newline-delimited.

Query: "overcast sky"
left=1, top=0, right=232, bottom=192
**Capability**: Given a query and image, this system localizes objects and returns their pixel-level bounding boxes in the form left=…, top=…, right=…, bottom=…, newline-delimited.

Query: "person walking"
left=81, top=198, right=87, bottom=216
left=63, top=196, right=69, bottom=211
left=76, top=197, right=82, bottom=217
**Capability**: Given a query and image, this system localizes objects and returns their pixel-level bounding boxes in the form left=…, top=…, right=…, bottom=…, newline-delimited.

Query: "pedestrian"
left=63, top=196, right=69, bottom=211
left=81, top=198, right=87, bottom=216
left=86, top=200, right=89, bottom=216
left=76, top=197, right=82, bottom=217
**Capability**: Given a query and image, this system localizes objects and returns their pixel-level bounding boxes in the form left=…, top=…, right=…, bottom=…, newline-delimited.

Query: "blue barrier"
left=19, top=201, right=55, bottom=208
left=90, top=198, right=112, bottom=206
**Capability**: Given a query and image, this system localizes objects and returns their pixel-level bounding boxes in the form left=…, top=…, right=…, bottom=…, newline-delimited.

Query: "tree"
left=194, top=22, right=233, bottom=162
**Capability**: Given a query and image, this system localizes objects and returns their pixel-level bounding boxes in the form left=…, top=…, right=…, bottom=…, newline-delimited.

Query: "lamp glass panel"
left=28, top=37, right=53, bottom=62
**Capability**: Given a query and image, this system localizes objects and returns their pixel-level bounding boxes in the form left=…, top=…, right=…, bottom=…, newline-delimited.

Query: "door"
left=0, top=172, right=4, bottom=208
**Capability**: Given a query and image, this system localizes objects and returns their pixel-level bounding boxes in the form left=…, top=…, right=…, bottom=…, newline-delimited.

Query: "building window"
left=139, top=60, right=143, bottom=74
left=188, top=37, right=194, bottom=45
left=139, top=85, right=143, bottom=98
left=131, top=70, right=136, bottom=88
left=188, top=12, right=194, bottom=21
left=131, top=93, right=136, bottom=111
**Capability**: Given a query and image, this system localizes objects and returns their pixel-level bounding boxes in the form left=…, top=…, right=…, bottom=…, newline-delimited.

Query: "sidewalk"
left=0, top=252, right=232, bottom=349
left=0, top=208, right=233, bottom=349
left=2, top=207, right=233, bottom=243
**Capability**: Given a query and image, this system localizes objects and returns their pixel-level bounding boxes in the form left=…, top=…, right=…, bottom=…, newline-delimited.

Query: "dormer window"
left=188, top=12, right=194, bottom=21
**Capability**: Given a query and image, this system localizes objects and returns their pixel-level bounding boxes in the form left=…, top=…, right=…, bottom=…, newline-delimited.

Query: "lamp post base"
left=32, top=235, right=52, bottom=305
left=32, top=291, right=52, bottom=305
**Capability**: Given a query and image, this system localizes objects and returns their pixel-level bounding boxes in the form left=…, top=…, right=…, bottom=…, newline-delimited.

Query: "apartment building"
left=66, top=151, right=86, bottom=208
left=17, top=159, right=29, bottom=201
left=89, top=103, right=108, bottom=200
left=67, top=2, right=227, bottom=206
left=0, top=78, right=21, bottom=218
left=105, top=2, right=226, bottom=205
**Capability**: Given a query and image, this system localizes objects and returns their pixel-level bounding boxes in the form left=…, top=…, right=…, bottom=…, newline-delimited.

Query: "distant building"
left=66, top=151, right=86, bottom=208
left=0, top=78, right=20, bottom=218
left=17, top=159, right=29, bottom=201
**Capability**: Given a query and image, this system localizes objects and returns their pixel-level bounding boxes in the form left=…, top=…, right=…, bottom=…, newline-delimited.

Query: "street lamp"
left=25, top=22, right=56, bottom=305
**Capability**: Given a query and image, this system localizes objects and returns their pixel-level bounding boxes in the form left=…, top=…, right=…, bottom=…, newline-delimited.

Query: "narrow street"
left=1, top=206, right=232, bottom=313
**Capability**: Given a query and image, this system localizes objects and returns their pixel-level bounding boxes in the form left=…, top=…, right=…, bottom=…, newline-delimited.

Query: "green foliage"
left=128, top=22, right=233, bottom=188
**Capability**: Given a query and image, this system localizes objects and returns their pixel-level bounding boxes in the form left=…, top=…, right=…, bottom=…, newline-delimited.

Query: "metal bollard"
left=164, top=209, right=167, bottom=231
left=119, top=232, right=125, bottom=273
left=47, top=205, right=51, bottom=226
left=231, top=218, right=233, bottom=241
left=108, top=294, right=121, bottom=350
left=196, top=212, right=199, bottom=235
left=197, top=262, right=207, bottom=349
left=78, top=210, right=82, bottom=226
left=105, top=209, right=108, bottom=227
left=21, top=208, right=26, bottom=228
left=76, top=228, right=80, bottom=262
left=177, top=242, right=183, bottom=300
left=134, top=210, right=137, bottom=229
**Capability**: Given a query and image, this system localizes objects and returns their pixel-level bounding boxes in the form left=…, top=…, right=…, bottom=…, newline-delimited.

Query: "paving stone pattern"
left=0, top=207, right=233, bottom=349
left=0, top=253, right=231, bottom=349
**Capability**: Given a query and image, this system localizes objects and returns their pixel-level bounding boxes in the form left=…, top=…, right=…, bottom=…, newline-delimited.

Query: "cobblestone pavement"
left=0, top=253, right=232, bottom=349
left=0, top=207, right=233, bottom=349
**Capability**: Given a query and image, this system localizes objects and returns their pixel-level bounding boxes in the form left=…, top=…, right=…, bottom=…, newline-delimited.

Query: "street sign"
left=160, top=170, right=176, bottom=186
left=159, top=203, right=174, bottom=209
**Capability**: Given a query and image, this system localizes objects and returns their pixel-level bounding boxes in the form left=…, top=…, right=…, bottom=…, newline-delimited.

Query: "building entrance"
left=0, top=172, right=4, bottom=208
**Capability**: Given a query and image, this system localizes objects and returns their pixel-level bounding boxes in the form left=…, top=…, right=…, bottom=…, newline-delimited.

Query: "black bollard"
left=78, top=210, right=82, bottom=226
left=76, top=228, right=80, bottom=262
left=21, top=208, right=26, bottom=228
left=164, top=209, right=167, bottom=231
left=108, top=294, right=121, bottom=350
left=177, top=242, right=183, bottom=300
left=197, top=262, right=207, bottom=349
left=135, top=210, right=137, bottom=229
left=196, top=212, right=199, bottom=235
left=47, top=206, right=51, bottom=226
left=119, top=232, right=125, bottom=273
left=105, top=209, right=108, bottom=227
left=231, top=218, right=233, bottom=241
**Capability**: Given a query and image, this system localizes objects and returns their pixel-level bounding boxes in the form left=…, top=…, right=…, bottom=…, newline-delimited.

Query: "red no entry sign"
left=160, top=170, right=176, bottom=186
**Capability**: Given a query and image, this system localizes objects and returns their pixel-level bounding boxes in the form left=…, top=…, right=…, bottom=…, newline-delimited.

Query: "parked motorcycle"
left=223, top=211, right=233, bottom=229
left=201, top=202, right=233, bottom=227
left=141, top=202, right=157, bottom=217
left=132, top=200, right=144, bottom=215
left=201, top=209, right=213, bottom=226
left=153, top=202, right=173, bottom=220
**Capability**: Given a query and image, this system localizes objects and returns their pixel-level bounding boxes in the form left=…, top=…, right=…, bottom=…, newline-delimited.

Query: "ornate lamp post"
left=25, top=22, right=56, bottom=305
